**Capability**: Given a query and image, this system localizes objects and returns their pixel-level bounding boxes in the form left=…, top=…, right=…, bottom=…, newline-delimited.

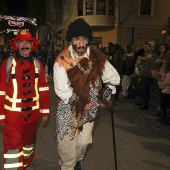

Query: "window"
left=78, top=0, right=83, bottom=16
left=109, top=0, right=114, bottom=15
left=86, top=0, right=94, bottom=15
left=139, top=0, right=152, bottom=16
left=89, top=37, right=102, bottom=49
left=80, top=0, right=114, bottom=16
left=97, top=0, right=106, bottom=15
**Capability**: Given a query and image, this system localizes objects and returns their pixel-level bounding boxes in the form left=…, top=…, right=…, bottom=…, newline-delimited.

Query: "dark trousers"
left=139, top=77, right=153, bottom=107
left=161, top=93, right=170, bottom=119
left=48, top=64, right=53, bottom=76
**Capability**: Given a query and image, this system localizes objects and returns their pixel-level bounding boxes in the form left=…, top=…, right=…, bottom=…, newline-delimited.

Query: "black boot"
left=139, top=105, right=148, bottom=110
left=74, top=160, right=82, bottom=170
left=156, top=115, right=167, bottom=122
left=161, top=118, right=170, bottom=125
left=157, top=111, right=168, bottom=122
left=161, top=113, right=170, bottom=125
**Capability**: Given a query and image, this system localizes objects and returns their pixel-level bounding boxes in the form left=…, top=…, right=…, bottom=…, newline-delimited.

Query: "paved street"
left=0, top=76, right=170, bottom=170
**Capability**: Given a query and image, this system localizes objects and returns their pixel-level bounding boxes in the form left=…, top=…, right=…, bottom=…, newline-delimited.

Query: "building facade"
left=1, top=0, right=170, bottom=52
left=56, top=0, right=170, bottom=50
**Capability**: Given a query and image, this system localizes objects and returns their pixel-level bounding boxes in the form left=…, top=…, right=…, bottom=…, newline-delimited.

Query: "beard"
left=72, top=44, right=88, bottom=56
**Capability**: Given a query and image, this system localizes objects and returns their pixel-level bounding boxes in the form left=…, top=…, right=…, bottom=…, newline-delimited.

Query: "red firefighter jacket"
left=0, top=55, right=50, bottom=126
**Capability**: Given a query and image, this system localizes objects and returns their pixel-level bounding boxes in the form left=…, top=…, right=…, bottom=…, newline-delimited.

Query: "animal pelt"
left=98, top=87, right=113, bottom=108
left=67, top=49, right=107, bottom=118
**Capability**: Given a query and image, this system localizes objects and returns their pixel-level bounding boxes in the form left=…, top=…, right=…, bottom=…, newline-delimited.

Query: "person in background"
left=46, top=48, right=54, bottom=77
left=53, top=18, right=120, bottom=170
left=35, top=48, right=46, bottom=69
left=144, top=42, right=152, bottom=53
left=107, top=42, right=114, bottom=65
left=112, top=46, right=124, bottom=100
left=138, top=50, right=156, bottom=110
left=0, top=29, right=50, bottom=170
left=54, top=49, right=60, bottom=60
left=41, top=48, right=47, bottom=68
left=156, top=53, right=170, bottom=125
left=151, top=44, right=168, bottom=117
left=154, top=44, right=167, bottom=70
left=121, top=44, right=134, bottom=99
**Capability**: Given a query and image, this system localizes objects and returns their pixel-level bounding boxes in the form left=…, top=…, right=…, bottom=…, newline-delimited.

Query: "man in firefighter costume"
left=0, top=29, right=50, bottom=170
left=53, top=18, right=120, bottom=170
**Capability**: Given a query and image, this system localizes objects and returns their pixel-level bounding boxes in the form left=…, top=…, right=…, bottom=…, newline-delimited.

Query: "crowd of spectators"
left=1, top=41, right=170, bottom=126
left=99, top=41, right=170, bottom=126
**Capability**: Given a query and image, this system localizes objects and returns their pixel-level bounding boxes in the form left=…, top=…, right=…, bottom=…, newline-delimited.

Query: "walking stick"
left=101, top=86, right=118, bottom=169
left=110, top=107, right=118, bottom=170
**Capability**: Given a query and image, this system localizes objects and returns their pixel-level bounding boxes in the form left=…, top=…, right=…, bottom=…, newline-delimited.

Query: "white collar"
left=69, top=45, right=90, bottom=60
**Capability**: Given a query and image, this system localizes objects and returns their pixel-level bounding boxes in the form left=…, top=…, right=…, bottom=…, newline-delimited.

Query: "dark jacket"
left=122, top=54, right=134, bottom=76
left=139, top=57, right=155, bottom=78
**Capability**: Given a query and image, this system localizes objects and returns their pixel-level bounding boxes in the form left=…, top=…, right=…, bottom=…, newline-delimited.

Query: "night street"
left=0, top=76, right=170, bottom=170
left=0, top=1, right=170, bottom=170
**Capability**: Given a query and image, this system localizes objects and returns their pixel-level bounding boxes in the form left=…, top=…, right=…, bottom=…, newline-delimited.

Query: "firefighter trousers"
left=3, top=122, right=37, bottom=170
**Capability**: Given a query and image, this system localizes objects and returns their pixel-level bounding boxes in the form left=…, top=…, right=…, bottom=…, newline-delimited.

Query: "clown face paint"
left=71, top=36, right=89, bottom=56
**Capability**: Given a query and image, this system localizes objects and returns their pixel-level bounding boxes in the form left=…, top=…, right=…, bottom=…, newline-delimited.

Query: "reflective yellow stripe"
left=34, top=59, right=40, bottom=110
left=4, top=104, right=39, bottom=112
left=0, top=91, right=6, bottom=95
left=40, top=109, right=50, bottom=113
left=12, top=78, right=17, bottom=109
left=39, top=86, right=49, bottom=91
left=23, top=146, right=34, bottom=151
left=11, top=59, right=17, bottom=109
left=4, top=60, right=40, bottom=111
left=5, top=95, right=38, bottom=102
left=23, top=144, right=34, bottom=158
left=24, top=150, right=33, bottom=157
left=4, top=57, right=40, bottom=112
left=4, top=162, right=23, bottom=169
left=0, top=115, right=5, bottom=120
left=4, top=151, right=23, bottom=158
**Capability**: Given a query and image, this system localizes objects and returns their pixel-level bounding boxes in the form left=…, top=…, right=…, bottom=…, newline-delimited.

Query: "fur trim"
left=65, top=18, right=93, bottom=41
left=67, top=49, right=107, bottom=118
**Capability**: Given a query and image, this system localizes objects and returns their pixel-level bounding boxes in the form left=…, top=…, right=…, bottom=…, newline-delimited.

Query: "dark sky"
left=1, top=0, right=28, bottom=16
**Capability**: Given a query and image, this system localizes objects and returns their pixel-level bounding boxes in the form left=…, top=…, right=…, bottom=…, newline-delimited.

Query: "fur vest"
left=67, top=49, right=107, bottom=118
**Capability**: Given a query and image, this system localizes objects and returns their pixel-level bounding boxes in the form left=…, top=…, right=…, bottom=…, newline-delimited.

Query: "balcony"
left=77, top=0, right=115, bottom=28
left=78, top=15, right=115, bottom=28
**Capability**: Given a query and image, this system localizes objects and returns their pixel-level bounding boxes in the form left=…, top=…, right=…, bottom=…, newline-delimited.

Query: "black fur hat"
left=65, top=18, right=93, bottom=41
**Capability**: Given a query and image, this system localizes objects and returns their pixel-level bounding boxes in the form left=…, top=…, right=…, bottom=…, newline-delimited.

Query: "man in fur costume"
left=53, top=18, right=120, bottom=170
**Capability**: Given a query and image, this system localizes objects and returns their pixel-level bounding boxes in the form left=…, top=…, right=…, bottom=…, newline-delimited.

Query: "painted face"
left=15, top=40, right=33, bottom=57
left=71, top=36, right=89, bottom=56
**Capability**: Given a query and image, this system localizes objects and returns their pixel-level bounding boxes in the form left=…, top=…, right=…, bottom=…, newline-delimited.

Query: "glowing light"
left=0, top=15, right=37, bottom=26
left=7, top=29, right=20, bottom=34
